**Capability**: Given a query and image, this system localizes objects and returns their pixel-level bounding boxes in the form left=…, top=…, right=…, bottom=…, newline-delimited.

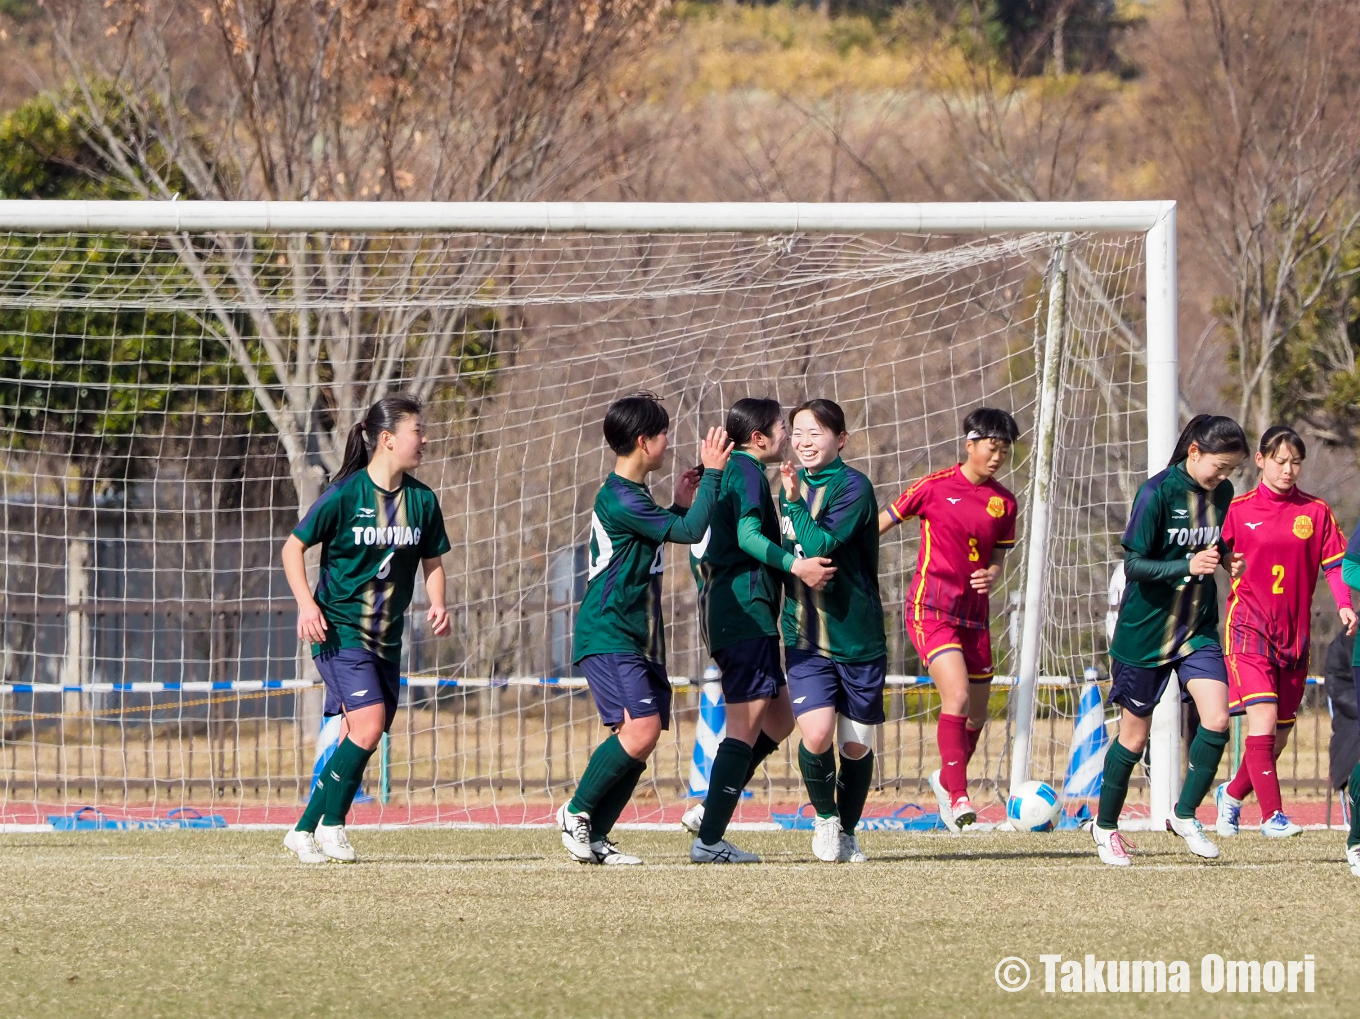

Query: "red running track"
left=3, top=800, right=1348, bottom=828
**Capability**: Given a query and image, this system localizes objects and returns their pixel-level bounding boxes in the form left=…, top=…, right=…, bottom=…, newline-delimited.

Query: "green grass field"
left=0, top=828, right=1353, bottom=1018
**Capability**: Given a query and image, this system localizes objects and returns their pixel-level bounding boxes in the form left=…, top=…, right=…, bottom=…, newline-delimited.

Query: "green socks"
left=568, top=734, right=638, bottom=817
left=698, top=738, right=754, bottom=845
left=1175, top=726, right=1228, bottom=820
left=1096, top=738, right=1141, bottom=831
left=837, top=750, right=875, bottom=833
left=321, top=737, right=376, bottom=827
left=744, top=731, right=781, bottom=787
left=798, top=741, right=838, bottom=818
left=296, top=777, right=328, bottom=834
left=1348, top=763, right=1360, bottom=849
left=589, top=758, right=647, bottom=839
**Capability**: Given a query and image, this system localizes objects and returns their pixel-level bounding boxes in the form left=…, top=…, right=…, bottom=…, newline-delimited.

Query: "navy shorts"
left=712, top=636, right=786, bottom=704
left=1109, top=643, right=1228, bottom=718
left=785, top=648, right=887, bottom=725
left=578, top=653, right=672, bottom=730
left=314, top=646, right=401, bottom=723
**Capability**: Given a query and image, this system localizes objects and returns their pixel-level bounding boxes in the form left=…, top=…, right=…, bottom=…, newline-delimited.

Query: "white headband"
left=966, top=430, right=984, bottom=441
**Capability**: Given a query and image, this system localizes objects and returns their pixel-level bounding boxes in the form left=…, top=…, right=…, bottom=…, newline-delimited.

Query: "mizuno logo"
left=1263, top=770, right=1272, bottom=776
left=1128, top=699, right=1146, bottom=707
left=1245, top=521, right=1263, bottom=530
left=358, top=507, right=375, bottom=517
left=639, top=697, right=654, bottom=704
left=723, top=786, right=740, bottom=795
left=352, top=689, right=368, bottom=697
left=329, top=770, right=341, bottom=782
left=947, top=497, right=962, bottom=504
left=793, top=696, right=807, bottom=704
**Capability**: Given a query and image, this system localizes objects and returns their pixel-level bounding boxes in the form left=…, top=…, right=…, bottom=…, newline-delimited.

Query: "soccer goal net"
left=0, top=201, right=1188, bottom=828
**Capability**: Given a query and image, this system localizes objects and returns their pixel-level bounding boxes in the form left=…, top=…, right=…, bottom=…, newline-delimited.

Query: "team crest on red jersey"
left=1292, top=515, right=1314, bottom=539
left=986, top=495, right=1006, bottom=518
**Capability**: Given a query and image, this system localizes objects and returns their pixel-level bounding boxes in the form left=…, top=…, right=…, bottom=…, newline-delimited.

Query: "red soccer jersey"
left=1222, top=483, right=1352, bottom=667
left=887, top=464, right=1017, bottom=629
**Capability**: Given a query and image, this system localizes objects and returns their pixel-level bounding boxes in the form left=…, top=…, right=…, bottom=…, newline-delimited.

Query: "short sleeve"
left=888, top=475, right=931, bottom=523
left=997, top=497, right=1017, bottom=548
left=418, top=496, right=451, bottom=559
left=1121, top=480, right=1163, bottom=556
left=818, top=474, right=877, bottom=546
left=292, top=482, right=343, bottom=548
left=612, top=483, right=675, bottom=544
left=734, top=459, right=768, bottom=522
left=1320, top=505, right=1347, bottom=570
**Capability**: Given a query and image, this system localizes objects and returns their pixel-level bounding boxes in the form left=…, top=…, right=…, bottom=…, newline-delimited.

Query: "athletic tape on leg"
left=837, top=715, right=876, bottom=755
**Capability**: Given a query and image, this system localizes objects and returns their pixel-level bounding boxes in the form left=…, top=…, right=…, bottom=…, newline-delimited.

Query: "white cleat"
left=591, top=837, right=643, bottom=865
left=680, top=802, right=705, bottom=835
left=1169, top=814, right=1220, bottom=859
left=1092, top=824, right=1134, bottom=867
left=314, top=822, right=357, bottom=863
left=1259, top=812, right=1303, bottom=839
left=283, top=828, right=327, bottom=864
left=690, top=837, right=760, bottom=863
left=812, top=814, right=843, bottom=862
left=557, top=802, right=596, bottom=863
left=1214, top=782, right=1242, bottom=837
left=928, top=769, right=961, bottom=834
left=1346, top=843, right=1360, bottom=878
left=951, top=795, right=978, bottom=830
left=839, top=832, right=867, bottom=863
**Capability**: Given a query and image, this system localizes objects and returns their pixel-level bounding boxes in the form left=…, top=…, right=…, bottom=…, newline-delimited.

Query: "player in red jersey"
left=879, top=408, right=1020, bottom=831
left=1217, top=425, right=1357, bottom=838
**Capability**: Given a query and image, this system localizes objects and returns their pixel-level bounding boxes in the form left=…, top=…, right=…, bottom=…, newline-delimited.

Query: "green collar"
left=803, top=456, right=845, bottom=486
left=1172, top=461, right=1205, bottom=493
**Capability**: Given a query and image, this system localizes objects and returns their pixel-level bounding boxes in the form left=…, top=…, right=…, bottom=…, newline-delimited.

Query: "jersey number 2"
left=1271, top=564, right=1285, bottom=595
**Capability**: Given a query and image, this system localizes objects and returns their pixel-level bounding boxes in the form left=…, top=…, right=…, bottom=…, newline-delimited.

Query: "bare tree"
left=43, top=0, right=670, bottom=511
left=1139, top=0, right=1360, bottom=438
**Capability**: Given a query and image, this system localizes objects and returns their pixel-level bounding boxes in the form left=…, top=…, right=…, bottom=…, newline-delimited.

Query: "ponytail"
left=335, top=394, right=424, bottom=481
left=1168, top=413, right=1249, bottom=467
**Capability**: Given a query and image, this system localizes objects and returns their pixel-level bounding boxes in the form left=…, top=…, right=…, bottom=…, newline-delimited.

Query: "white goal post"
left=0, top=199, right=1181, bottom=826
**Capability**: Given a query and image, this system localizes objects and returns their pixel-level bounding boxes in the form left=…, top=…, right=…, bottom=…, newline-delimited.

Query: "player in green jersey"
left=281, top=395, right=452, bottom=864
left=1093, top=414, right=1248, bottom=867
left=682, top=399, right=836, bottom=863
left=560, top=392, right=732, bottom=865
left=778, top=399, right=887, bottom=864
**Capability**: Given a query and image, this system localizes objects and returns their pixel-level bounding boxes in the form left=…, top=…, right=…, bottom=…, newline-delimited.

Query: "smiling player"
left=1217, top=426, right=1356, bottom=838
left=879, top=408, right=1019, bottom=833
left=1093, top=414, right=1248, bottom=866
left=779, top=399, right=886, bottom=864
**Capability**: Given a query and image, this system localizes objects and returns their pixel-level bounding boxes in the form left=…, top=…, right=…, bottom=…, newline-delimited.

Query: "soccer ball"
left=1007, top=781, right=1061, bottom=832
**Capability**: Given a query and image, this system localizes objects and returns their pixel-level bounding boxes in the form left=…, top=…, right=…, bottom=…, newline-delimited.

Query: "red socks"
left=937, top=713, right=970, bottom=803
left=965, top=725, right=982, bottom=762
left=1226, top=734, right=1285, bottom=820
left=1244, top=734, right=1283, bottom=820
left=1226, top=754, right=1254, bottom=801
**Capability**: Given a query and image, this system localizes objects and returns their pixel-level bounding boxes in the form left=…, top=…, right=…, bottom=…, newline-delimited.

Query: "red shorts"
left=1226, top=653, right=1308, bottom=726
left=907, top=615, right=993, bottom=683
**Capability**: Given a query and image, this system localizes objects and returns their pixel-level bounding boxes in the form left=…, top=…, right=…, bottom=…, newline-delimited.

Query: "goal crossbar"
left=0, top=199, right=1183, bottom=825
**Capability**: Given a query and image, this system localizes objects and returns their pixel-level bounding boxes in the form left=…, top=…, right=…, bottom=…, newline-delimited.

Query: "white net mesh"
left=0, top=222, right=1228, bottom=827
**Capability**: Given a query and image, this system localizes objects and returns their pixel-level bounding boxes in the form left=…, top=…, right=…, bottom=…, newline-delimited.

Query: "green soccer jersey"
left=699, top=451, right=791, bottom=653
left=292, top=469, right=452, bottom=663
left=779, top=457, right=886, bottom=663
left=1109, top=462, right=1234, bottom=668
left=573, top=468, right=722, bottom=666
